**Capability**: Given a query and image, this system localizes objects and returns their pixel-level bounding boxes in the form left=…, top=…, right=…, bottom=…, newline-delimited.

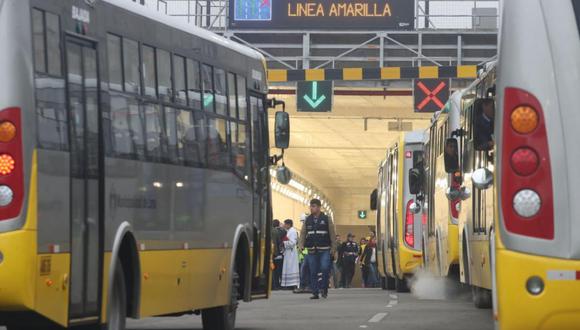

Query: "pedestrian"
left=271, top=219, right=286, bottom=290
left=281, top=219, right=300, bottom=288
left=331, top=235, right=343, bottom=288
left=340, top=233, right=359, bottom=288
left=361, top=237, right=380, bottom=288
left=299, top=199, right=336, bottom=299
left=359, top=238, right=368, bottom=287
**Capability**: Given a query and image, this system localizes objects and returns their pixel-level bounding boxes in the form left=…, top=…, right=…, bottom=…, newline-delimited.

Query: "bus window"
left=157, top=49, right=172, bottom=102
left=165, top=106, right=178, bottom=163
left=32, top=9, right=46, bottom=73
left=207, top=116, right=229, bottom=168
left=230, top=121, right=250, bottom=180
left=45, top=12, right=61, bottom=76
left=201, top=64, right=214, bottom=112
left=227, top=72, right=237, bottom=119
left=173, top=55, right=187, bottom=105
left=110, top=93, right=145, bottom=159
left=186, top=59, right=201, bottom=109
left=123, top=38, right=140, bottom=94
left=141, top=45, right=156, bottom=98
left=176, top=109, right=205, bottom=167
left=143, top=103, right=164, bottom=161
left=237, top=76, right=247, bottom=121
left=107, top=34, right=123, bottom=91
left=214, top=68, right=227, bottom=116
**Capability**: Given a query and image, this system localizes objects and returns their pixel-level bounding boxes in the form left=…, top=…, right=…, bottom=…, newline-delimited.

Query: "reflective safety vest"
left=304, top=214, right=331, bottom=252
left=342, top=241, right=359, bottom=260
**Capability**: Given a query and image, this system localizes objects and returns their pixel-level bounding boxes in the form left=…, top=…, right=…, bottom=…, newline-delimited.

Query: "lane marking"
left=359, top=325, right=368, bottom=328
left=386, top=304, right=392, bottom=308
left=389, top=294, right=398, bottom=299
left=368, top=312, right=388, bottom=323
left=389, top=300, right=398, bottom=306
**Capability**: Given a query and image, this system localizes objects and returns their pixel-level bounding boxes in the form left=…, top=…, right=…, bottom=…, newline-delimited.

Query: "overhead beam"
left=268, top=65, right=479, bottom=82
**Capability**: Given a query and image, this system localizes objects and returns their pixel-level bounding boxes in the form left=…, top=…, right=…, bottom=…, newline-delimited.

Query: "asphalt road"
left=127, top=284, right=494, bottom=330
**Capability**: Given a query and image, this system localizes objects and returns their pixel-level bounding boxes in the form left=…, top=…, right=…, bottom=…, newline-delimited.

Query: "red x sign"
left=414, top=79, right=450, bottom=113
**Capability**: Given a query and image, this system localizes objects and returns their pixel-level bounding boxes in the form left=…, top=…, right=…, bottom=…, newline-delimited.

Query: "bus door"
left=65, top=37, right=101, bottom=320
left=249, top=93, right=270, bottom=290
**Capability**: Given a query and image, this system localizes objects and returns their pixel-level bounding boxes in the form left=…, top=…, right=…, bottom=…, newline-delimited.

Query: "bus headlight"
left=0, top=185, right=13, bottom=206
left=526, top=276, right=544, bottom=295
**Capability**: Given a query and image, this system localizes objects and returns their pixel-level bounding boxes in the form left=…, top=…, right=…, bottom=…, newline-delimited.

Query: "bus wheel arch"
left=108, top=223, right=141, bottom=321
left=230, top=225, right=252, bottom=302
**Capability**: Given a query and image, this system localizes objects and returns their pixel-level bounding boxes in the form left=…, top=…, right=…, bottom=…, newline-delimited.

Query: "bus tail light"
left=501, top=88, right=553, bottom=239
left=0, top=108, right=24, bottom=221
left=405, top=200, right=415, bottom=247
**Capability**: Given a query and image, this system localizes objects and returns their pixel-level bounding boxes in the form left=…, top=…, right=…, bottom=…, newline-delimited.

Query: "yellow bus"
left=0, top=0, right=289, bottom=329
left=372, top=131, right=425, bottom=292
left=421, top=92, right=463, bottom=279
left=443, top=63, right=496, bottom=308
left=493, top=0, right=580, bottom=328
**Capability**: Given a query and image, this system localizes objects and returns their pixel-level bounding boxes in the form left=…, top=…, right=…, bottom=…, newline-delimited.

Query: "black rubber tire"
left=472, top=286, right=492, bottom=309
left=202, top=272, right=239, bottom=330
left=395, top=276, right=409, bottom=293
left=380, top=277, right=388, bottom=290
left=386, top=275, right=396, bottom=290
left=104, top=260, right=127, bottom=330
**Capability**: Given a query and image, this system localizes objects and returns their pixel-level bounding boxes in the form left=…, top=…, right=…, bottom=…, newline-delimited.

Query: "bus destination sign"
left=229, top=0, right=414, bottom=30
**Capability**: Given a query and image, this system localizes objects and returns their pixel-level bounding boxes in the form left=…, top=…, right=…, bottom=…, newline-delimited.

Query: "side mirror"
left=409, top=201, right=421, bottom=214
left=408, top=168, right=423, bottom=195
left=276, top=166, right=292, bottom=185
left=370, top=189, right=378, bottom=211
left=275, top=111, right=290, bottom=149
left=444, top=138, right=459, bottom=173
left=472, top=168, right=493, bottom=190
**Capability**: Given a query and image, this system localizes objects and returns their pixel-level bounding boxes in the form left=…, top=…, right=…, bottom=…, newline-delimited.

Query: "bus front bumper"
left=496, top=248, right=580, bottom=330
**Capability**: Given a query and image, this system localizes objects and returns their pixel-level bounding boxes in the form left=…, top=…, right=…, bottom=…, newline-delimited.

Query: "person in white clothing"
left=281, top=219, right=300, bottom=288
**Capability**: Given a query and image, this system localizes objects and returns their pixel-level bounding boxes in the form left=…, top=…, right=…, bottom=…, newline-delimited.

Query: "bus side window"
left=157, top=49, right=172, bottom=102
left=201, top=64, right=214, bottom=112
left=214, top=68, right=228, bottom=116
left=207, top=116, right=230, bottom=169
left=237, top=77, right=248, bottom=121
left=227, top=73, right=237, bottom=119
left=109, top=93, right=145, bottom=160
left=142, top=45, right=157, bottom=98
left=173, top=55, right=187, bottom=105
left=186, top=59, right=202, bottom=110
left=123, top=38, right=140, bottom=94
left=142, top=102, right=165, bottom=162
left=34, top=9, right=68, bottom=151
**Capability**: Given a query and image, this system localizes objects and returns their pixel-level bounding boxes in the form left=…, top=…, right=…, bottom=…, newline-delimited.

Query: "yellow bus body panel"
left=0, top=230, right=37, bottom=310
left=34, top=253, right=70, bottom=326
left=496, top=248, right=580, bottom=330
left=138, top=248, right=231, bottom=317
left=447, top=223, right=459, bottom=267
left=397, top=243, right=422, bottom=275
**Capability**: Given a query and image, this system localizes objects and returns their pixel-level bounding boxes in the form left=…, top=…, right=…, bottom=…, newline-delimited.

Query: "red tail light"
left=0, top=108, right=24, bottom=220
left=405, top=200, right=415, bottom=247
left=501, top=88, right=553, bottom=239
left=450, top=180, right=461, bottom=221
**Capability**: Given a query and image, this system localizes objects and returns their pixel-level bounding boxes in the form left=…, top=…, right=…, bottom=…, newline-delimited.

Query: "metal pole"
left=457, top=34, right=463, bottom=65
left=206, top=0, right=211, bottom=27
left=379, top=34, right=384, bottom=68
left=302, top=33, right=311, bottom=69
left=424, top=0, right=429, bottom=28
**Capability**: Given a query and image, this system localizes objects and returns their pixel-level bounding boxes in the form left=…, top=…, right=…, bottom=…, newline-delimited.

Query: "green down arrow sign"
left=303, top=81, right=326, bottom=108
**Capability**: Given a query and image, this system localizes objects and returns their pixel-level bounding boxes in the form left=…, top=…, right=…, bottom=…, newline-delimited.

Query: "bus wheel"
left=472, top=286, right=492, bottom=309
left=202, top=271, right=239, bottom=330
left=104, top=260, right=127, bottom=330
left=386, top=276, right=396, bottom=290
left=395, top=276, right=409, bottom=293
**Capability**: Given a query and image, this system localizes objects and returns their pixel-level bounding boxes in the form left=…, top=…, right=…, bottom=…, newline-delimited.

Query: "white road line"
left=359, top=325, right=368, bottom=328
left=389, top=294, right=398, bottom=299
left=386, top=304, right=392, bottom=308
left=389, top=300, right=398, bottom=305
left=368, top=312, right=388, bottom=323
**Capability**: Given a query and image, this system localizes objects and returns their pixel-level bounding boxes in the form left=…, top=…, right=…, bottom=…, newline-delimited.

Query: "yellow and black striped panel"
left=268, top=65, right=479, bottom=83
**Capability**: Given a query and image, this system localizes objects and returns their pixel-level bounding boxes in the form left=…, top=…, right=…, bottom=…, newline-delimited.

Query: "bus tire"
left=395, top=276, right=409, bottom=293
left=104, top=260, right=128, bottom=330
left=202, top=271, right=239, bottom=330
left=472, top=286, right=492, bottom=309
left=386, top=275, right=396, bottom=290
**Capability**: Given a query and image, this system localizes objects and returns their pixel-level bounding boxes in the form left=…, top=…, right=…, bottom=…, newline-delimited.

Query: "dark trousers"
left=273, top=257, right=284, bottom=289
left=361, top=265, right=369, bottom=288
left=300, top=259, right=310, bottom=288
left=306, top=250, right=331, bottom=295
left=341, top=259, right=356, bottom=288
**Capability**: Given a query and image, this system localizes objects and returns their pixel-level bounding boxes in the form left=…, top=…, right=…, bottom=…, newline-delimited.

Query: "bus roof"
left=103, top=0, right=264, bottom=62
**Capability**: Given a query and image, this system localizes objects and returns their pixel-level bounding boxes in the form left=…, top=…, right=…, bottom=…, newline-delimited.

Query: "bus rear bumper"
left=399, top=245, right=422, bottom=275
left=496, top=248, right=580, bottom=330
left=0, top=230, right=37, bottom=310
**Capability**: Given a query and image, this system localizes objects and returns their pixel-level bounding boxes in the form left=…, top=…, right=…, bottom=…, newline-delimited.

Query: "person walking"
left=271, top=219, right=286, bottom=290
left=359, top=238, right=368, bottom=287
left=340, top=233, right=359, bottom=288
left=299, top=199, right=336, bottom=299
left=361, top=237, right=380, bottom=288
left=331, top=235, right=343, bottom=288
left=281, top=219, right=300, bottom=288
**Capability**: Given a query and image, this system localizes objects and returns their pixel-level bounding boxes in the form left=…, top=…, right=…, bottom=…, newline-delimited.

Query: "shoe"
left=322, top=289, right=328, bottom=298
left=310, top=294, right=320, bottom=300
